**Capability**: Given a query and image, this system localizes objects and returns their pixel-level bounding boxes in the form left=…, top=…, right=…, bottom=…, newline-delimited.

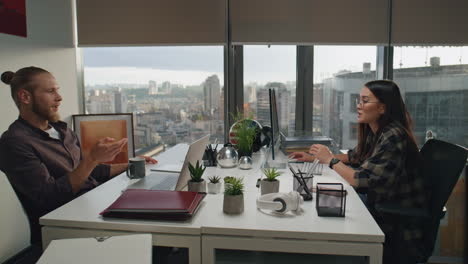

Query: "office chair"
left=375, top=139, right=467, bottom=263
left=0, top=171, right=42, bottom=264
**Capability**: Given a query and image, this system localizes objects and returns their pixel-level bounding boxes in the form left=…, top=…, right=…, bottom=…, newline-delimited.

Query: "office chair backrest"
left=0, top=171, right=31, bottom=262
left=419, top=139, right=467, bottom=257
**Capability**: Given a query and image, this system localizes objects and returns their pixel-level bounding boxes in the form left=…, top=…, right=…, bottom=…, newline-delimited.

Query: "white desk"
left=40, top=147, right=384, bottom=264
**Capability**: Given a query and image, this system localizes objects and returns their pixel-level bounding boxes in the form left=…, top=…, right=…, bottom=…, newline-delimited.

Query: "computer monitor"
left=263, top=88, right=286, bottom=169
left=269, top=88, right=280, bottom=160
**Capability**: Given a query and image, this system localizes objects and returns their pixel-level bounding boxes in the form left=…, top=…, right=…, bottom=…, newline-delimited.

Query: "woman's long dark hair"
left=355, top=80, right=420, bottom=165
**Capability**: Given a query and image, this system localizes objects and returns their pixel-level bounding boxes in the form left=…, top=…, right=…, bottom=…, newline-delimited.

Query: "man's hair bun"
left=1, top=71, right=15, bottom=85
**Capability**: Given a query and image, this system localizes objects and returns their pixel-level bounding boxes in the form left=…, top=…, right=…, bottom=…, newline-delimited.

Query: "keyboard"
left=151, top=175, right=178, bottom=190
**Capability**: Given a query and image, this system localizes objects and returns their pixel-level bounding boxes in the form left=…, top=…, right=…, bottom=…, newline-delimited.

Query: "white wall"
left=0, top=0, right=80, bottom=133
left=0, top=0, right=79, bottom=257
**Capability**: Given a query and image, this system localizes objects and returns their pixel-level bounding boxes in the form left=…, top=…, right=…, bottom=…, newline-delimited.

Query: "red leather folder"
left=100, top=189, right=206, bottom=220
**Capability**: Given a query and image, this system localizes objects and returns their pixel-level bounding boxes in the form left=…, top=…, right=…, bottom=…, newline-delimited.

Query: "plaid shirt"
left=348, top=121, right=427, bottom=259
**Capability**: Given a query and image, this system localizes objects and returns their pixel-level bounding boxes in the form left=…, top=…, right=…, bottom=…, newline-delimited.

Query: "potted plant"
left=230, top=111, right=258, bottom=157
left=187, top=161, right=206, bottom=193
left=223, top=176, right=235, bottom=191
left=207, top=176, right=222, bottom=194
left=260, top=168, right=282, bottom=195
left=223, top=177, right=244, bottom=214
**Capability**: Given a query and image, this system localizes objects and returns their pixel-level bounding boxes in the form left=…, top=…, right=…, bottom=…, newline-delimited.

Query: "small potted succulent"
left=207, top=176, right=222, bottom=194
left=260, top=168, right=282, bottom=195
left=188, top=161, right=206, bottom=193
left=223, top=177, right=244, bottom=214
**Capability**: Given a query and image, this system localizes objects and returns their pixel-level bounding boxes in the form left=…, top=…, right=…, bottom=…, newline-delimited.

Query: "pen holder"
left=203, top=148, right=218, bottom=167
left=316, top=183, right=346, bottom=217
left=292, top=173, right=313, bottom=201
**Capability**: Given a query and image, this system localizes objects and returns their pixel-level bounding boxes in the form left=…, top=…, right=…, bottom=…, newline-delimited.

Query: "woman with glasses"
left=289, top=80, right=426, bottom=264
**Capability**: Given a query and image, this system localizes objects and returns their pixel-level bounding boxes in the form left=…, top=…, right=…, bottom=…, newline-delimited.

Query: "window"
left=83, top=46, right=224, bottom=155
left=349, top=94, right=359, bottom=113
left=393, top=46, right=468, bottom=148
left=243, top=45, right=296, bottom=135
left=349, top=122, right=358, bottom=139
left=313, top=45, right=377, bottom=149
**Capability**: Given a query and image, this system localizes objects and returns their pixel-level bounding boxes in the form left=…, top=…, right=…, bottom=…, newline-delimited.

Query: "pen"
left=297, top=169, right=312, bottom=201
left=307, top=159, right=319, bottom=178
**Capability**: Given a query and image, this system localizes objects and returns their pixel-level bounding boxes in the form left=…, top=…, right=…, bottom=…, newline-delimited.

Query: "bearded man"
left=0, top=67, right=155, bottom=246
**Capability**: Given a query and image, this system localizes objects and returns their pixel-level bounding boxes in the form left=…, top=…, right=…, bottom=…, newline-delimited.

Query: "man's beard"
left=31, top=98, right=60, bottom=123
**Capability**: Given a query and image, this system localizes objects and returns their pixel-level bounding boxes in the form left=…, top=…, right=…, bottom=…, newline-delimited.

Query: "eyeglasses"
left=355, top=98, right=379, bottom=107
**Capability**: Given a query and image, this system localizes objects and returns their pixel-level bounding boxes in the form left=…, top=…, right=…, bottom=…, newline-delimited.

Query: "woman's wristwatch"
left=328, top=158, right=341, bottom=169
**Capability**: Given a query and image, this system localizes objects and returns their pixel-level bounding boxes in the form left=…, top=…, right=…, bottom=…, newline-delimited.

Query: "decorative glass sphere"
left=238, top=156, right=253, bottom=170
left=216, top=143, right=239, bottom=168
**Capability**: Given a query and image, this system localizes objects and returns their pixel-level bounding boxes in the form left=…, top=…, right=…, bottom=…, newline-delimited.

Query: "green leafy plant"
left=224, top=176, right=235, bottom=184
left=230, top=110, right=257, bottom=155
left=188, top=161, right=205, bottom=182
left=208, top=175, right=221, bottom=184
left=262, top=168, right=282, bottom=181
left=224, top=177, right=244, bottom=196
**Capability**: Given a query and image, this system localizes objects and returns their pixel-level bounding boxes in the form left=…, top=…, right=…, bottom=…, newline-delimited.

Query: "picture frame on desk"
left=72, top=113, right=135, bottom=164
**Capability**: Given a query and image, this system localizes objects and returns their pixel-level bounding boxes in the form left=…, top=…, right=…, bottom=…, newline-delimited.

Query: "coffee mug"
left=127, top=157, right=146, bottom=179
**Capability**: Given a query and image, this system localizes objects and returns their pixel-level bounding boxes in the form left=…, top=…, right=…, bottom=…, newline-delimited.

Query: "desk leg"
left=368, top=244, right=383, bottom=264
left=201, top=236, right=216, bottom=264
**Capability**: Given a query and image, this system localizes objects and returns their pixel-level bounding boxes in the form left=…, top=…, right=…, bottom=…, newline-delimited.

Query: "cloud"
left=84, top=67, right=223, bottom=86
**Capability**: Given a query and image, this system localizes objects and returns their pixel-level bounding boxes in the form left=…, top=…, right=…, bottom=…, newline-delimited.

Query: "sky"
left=83, top=46, right=468, bottom=86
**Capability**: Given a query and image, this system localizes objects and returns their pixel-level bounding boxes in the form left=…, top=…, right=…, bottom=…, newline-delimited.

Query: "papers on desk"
left=101, top=189, right=206, bottom=220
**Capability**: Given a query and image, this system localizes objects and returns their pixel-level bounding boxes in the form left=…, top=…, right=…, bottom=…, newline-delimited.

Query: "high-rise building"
left=148, top=80, right=157, bottom=95
left=203, top=75, right=221, bottom=113
left=256, top=88, right=270, bottom=127
left=318, top=60, right=468, bottom=149
left=86, top=89, right=114, bottom=114
left=114, top=88, right=127, bottom=113
left=244, top=84, right=257, bottom=103
left=159, top=81, right=171, bottom=94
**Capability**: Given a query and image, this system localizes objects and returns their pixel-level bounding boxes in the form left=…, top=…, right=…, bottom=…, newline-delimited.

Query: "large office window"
left=243, top=45, right=296, bottom=134
left=393, top=46, right=468, bottom=261
left=83, top=46, right=224, bottom=154
left=393, top=46, right=468, bottom=148
left=313, top=46, right=377, bottom=149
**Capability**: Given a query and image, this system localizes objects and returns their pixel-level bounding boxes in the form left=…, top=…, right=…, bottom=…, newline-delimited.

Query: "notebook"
left=100, top=189, right=206, bottom=220
left=127, top=135, right=209, bottom=191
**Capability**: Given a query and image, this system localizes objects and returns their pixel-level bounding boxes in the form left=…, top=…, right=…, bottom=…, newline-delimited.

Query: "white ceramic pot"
left=223, top=194, right=244, bottom=214
left=187, top=180, right=206, bottom=193
left=260, top=180, right=279, bottom=195
left=207, top=182, right=222, bottom=194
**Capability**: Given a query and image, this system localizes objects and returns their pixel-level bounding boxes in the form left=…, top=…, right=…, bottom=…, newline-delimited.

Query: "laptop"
left=126, top=135, right=210, bottom=191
